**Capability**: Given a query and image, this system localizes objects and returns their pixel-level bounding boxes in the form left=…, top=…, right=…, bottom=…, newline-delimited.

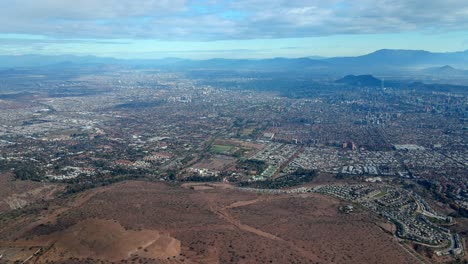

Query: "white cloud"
left=2, top=0, right=187, bottom=19
left=0, top=0, right=467, bottom=40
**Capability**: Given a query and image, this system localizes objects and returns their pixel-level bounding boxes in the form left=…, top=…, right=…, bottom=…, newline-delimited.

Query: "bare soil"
left=0, top=181, right=428, bottom=263
left=0, top=173, right=63, bottom=213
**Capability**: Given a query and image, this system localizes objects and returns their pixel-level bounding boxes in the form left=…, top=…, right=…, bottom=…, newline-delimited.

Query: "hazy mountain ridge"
left=0, top=49, right=467, bottom=76
left=335, top=75, right=382, bottom=87
left=421, top=65, right=468, bottom=76
left=0, top=54, right=119, bottom=68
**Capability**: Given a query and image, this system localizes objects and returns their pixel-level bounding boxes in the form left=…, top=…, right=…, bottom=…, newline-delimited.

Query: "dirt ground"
left=192, top=155, right=237, bottom=171
left=38, top=219, right=180, bottom=261
left=0, top=173, right=63, bottom=213
left=0, top=181, right=432, bottom=263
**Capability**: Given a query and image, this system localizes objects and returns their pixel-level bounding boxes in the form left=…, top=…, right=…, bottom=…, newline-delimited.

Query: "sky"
left=0, top=0, right=467, bottom=59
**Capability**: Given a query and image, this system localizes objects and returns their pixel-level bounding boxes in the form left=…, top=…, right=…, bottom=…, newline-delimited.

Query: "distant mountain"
left=307, top=56, right=327, bottom=60
left=335, top=75, right=382, bottom=87
left=0, top=54, right=119, bottom=68
left=421, top=65, right=468, bottom=76
left=0, top=55, right=330, bottom=71
left=326, top=49, right=468, bottom=72
left=0, top=49, right=467, bottom=75
left=330, top=49, right=434, bottom=65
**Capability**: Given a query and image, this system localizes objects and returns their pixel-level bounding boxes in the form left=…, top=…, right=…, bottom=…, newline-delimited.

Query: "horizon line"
left=1, top=48, right=468, bottom=61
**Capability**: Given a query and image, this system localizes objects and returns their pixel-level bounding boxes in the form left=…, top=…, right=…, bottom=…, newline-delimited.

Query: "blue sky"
left=0, top=0, right=467, bottom=59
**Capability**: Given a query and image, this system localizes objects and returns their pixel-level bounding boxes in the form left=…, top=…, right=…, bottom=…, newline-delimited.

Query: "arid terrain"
left=0, top=180, right=432, bottom=263
left=0, top=173, right=63, bottom=213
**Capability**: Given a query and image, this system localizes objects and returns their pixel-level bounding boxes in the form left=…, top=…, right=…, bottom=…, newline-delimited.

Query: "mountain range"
left=1, top=49, right=467, bottom=77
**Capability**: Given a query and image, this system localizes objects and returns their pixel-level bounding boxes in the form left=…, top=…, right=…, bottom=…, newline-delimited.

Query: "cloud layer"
left=0, top=0, right=467, bottom=40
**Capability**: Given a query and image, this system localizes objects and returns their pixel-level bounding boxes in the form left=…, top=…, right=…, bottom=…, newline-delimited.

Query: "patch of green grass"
left=210, top=144, right=234, bottom=154
left=260, top=165, right=277, bottom=178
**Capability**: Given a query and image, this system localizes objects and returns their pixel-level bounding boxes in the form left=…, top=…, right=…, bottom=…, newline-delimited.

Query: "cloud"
left=0, top=37, right=129, bottom=45
left=1, top=0, right=186, bottom=20
left=0, top=0, right=467, bottom=40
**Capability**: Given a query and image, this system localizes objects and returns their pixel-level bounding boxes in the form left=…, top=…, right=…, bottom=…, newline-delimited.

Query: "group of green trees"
left=65, top=172, right=145, bottom=194
left=181, top=175, right=220, bottom=182
left=0, top=160, right=44, bottom=181
left=239, top=168, right=317, bottom=189
left=236, top=159, right=268, bottom=174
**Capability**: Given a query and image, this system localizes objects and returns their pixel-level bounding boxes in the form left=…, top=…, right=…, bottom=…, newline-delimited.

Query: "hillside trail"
left=9, top=185, right=112, bottom=240
left=207, top=195, right=321, bottom=263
